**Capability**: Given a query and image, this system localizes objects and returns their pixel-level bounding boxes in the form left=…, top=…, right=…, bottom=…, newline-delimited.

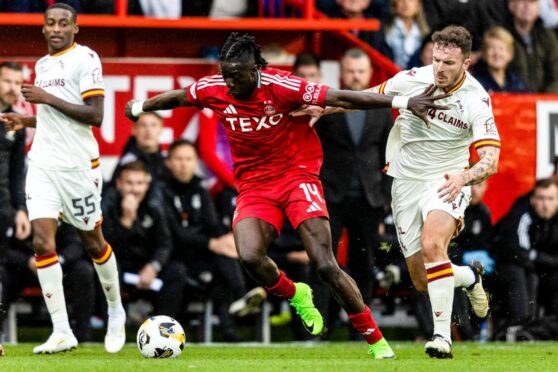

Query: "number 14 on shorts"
left=299, top=182, right=323, bottom=213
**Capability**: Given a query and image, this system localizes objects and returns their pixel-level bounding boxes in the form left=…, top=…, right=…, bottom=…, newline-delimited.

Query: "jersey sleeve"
left=469, top=95, right=501, bottom=150
left=185, top=78, right=213, bottom=109
left=79, top=49, right=105, bottom=100
left=267, top=73, right=329, bottom=108
left=378, top=70, right=414, bottom=96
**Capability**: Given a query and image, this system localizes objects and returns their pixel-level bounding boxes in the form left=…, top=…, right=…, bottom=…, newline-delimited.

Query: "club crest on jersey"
left=263, top=100, right=276, bottom=115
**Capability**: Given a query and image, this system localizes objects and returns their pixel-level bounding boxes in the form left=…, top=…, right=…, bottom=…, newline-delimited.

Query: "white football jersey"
left=380, top=65, right=500, bottom=181
left=29, top=43, right=104, bottom=171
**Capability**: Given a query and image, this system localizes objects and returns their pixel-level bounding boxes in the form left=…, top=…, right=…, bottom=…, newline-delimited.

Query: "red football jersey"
left=186, top=68, right=329, bottom=190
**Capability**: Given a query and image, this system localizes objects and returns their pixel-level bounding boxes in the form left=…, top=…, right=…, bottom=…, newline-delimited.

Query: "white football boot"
left=465, top=261, right=490, bottom=318
left=33, top=331, right=78, bottom=354
left=425, top=334, right=453, bottom=359
left=105, top=305, right=126, bottom=353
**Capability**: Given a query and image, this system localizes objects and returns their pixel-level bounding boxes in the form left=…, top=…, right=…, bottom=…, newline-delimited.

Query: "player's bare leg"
left=78, top=226, right=125, bottom=353
left=298, top=217, right=394, bottom=359
left=233, top=218, right=324, bottom=335
left=32, top=218, right=78, bottom=354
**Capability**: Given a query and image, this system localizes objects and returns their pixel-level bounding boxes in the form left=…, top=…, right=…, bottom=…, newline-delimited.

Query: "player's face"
left=432, top=44, right=471, bottom=90
left=166, top=144, right=198, bottom=183
left=294, top=65, right=321, bottom=83
left=341, top=56, right=372, bottom=91
left=43, top=9, right=78, bottom=53
left=133, top=114, right=163, bottom=153
left=531, top=184, right=558, bottom=220
left=220, top=61, right=258, bottom=100
left=0, top=67, right=23, bottom=107
left=483, top=38, right=512, bottom=71
left=116, top=170, right=150, bottom=202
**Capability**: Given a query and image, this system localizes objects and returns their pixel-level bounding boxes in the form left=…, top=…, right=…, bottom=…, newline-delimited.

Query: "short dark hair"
left=533, top=178, right=558, bottom=192
left=118, top=160, right=148, bottom=176
left=432, top=25, right=472, bottom=58
left=168, top=139, right=197, bottom=158
left=45, top=3, right=77, bottom=23
left=294, top=52, right=320, bottom=71
left=136, top=111, right=164, bottom=123
left=220, top=32, right=268, bottom=69
left=0, top=62, right=23, bottom=73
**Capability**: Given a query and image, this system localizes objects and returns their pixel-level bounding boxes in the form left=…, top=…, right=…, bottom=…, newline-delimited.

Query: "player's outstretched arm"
left=0, top=112, right=37, bottom=130
left=125, top=89, right=192, bottom=122
left=437, top=145, right=500, bottom=202
left=324, top=84, right=450, bottom=127
left=21, top=84, right=103, bottom=127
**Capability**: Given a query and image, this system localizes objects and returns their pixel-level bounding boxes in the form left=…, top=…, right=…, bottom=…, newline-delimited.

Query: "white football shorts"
left=391, top=178, right=471, bottom=258
left=26, top=165, right=103, bottom=231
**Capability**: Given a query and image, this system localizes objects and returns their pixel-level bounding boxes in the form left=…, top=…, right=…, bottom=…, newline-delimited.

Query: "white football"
left=136, top=315, right=186, bottom=358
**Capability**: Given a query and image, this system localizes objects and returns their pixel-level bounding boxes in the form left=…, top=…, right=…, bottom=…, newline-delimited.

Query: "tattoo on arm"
left=462, top=146, right=500, bottom=186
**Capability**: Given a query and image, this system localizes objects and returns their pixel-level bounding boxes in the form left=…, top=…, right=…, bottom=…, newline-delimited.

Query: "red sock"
left=265, top=270, right=296, bottom=299
left=348, top=306, right=383, bottom=344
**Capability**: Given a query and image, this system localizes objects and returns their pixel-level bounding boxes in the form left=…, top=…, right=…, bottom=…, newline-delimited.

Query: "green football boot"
left=289, top=282, right=323, bottom=336
left=368, top=337, right=396, bottom=359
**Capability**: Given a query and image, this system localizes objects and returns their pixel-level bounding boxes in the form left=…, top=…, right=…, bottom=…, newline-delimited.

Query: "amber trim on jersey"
left=49, top=42, right=77, bottom=57
left=444, top=73, right=467, bottom=94
left=94, top=217, right=103, bottom=229
left=382, top=162, right=390, bottom=173
left=379, top=81, right=387, bottom=94
left=91, top=158, right=100, bottom=169
left=81, top=89, right=105, bottom=100
left=35, top=252, right=59, bottom=269
left=473, top=139, right=501, bottom=149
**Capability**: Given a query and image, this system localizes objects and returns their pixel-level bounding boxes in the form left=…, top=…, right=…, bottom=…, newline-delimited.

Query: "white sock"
left=92, top=244, right=122, bottom=307
left=452, top=264, right=475, bottom=288
left=36, top=254, right=71, bottom=333
left=425, top=260, right=454, bottom=342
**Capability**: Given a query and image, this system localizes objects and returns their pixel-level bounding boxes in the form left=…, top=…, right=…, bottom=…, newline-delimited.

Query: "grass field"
left=0, top=342, right=557, bottom=371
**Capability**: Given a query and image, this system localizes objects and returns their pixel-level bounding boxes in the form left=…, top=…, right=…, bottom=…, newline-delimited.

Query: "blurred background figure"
left=474, top=26, right=529, bottom=93
left=384, top=0, right=429, bottom=69
left=293, top=52, right=322, bottom=83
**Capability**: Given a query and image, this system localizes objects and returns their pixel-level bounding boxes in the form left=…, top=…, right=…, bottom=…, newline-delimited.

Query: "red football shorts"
left=233, top=173, right=329, bottom=233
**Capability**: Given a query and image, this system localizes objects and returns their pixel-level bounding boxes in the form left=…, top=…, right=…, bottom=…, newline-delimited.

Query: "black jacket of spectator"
left=0, top=107, right=26, bottom=216
left=493, top=204, right=558, bottom=271
left=162, top=175, right=226, bottom=263
left=451, top=202, right=493, bottom=263
left=102, top=187, right=172, bottom=273
left=507, top=18, right=558, bottom=93
left=473, top=62, right=530, bottom=93
left=315, top=108, right=392, bottom=207
left=110, top=136, right=167, bottom=186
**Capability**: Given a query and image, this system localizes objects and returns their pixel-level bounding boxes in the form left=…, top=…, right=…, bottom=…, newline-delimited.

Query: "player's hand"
left=21, top=84, right=52, bottom=104
left=290, top=105, right=326, bottom=127
left=125, top=100, right=140, bottom=122
left=0, top=112, right=25, bottom=131
left=408, top=84, right=451, bottom=129
left=138, top=264, right=157, bottom=289
left=437, top=173, right=466, bottom=203
left=14, top=210, right=31, bottom=240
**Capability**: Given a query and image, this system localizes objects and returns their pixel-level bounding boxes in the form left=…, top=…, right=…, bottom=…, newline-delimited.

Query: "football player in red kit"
left=125, top=32, right=448, bottom=359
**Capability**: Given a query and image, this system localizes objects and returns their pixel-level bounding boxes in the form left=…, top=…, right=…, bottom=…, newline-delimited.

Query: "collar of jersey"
left=257, top=69, right=262, bottom=89
left=49, top=42, right=77, bottom=57
left=443, top=72, right=467, bottom=94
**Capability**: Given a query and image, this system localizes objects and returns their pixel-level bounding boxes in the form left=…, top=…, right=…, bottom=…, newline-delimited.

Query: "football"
left=136, top=315, right=186, bottom=358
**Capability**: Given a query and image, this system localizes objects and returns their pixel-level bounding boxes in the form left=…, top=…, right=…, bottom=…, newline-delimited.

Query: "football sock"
left=91, top=244, right=122, bottom=306
left=425, top=260, right=454, bottom=342
left=348, top=306, right=383, bottom=344
left=265, top=270, right=296, bottom=299
left=36, top=253, right=71, bottom=333
left=452, top=264, right=475, bottom=288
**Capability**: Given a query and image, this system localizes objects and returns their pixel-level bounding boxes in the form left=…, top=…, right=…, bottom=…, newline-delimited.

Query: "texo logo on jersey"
left=225, top=113, right=284, bottom=132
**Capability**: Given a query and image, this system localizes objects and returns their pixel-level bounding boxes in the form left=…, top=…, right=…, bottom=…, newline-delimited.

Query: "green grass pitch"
left=1, top=342, right=556, bottom=371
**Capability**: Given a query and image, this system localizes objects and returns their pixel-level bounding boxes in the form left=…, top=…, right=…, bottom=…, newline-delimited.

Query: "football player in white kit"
left=0, top=4, right=125, bottom=354
left=374, top=26, right=500, bottom=358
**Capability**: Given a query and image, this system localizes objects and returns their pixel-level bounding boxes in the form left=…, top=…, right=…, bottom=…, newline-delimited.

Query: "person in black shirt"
left=492, top=179, right=558, bottom=327
left=102, top=160, right=186, bottom=319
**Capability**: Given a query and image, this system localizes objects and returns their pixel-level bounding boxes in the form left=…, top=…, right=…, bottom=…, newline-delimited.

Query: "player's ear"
left=74, top=24, right=79, bottom=35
